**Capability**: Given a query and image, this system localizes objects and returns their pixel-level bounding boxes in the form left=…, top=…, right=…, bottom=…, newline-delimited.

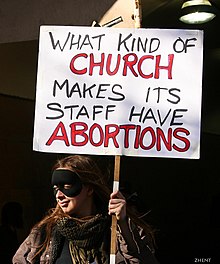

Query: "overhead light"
left=179, top=0, right=217, bottom=24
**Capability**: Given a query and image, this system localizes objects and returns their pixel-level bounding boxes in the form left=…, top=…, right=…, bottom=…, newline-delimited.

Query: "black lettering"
left=46, top=103, right=64, bottom=119
left=49, top=32, right=71, bottom=51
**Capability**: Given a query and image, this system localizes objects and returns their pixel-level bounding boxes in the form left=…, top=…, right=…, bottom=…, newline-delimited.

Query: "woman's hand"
left=108, top=190, right=127, bottom=221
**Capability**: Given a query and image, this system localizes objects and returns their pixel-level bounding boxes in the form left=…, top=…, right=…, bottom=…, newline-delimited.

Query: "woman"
left=13, top=155, right=159, bottom=263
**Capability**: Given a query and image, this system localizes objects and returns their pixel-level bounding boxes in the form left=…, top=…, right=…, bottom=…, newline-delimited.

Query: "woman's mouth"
left=59, top=201, right=69, bottom=207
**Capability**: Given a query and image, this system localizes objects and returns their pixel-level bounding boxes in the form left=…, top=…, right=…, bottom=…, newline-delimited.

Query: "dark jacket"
left=12, top=219, right=159, bottom=264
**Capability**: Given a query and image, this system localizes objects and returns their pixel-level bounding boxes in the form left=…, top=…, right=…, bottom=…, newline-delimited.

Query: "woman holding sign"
left=13, top=155, right=159, bottom=264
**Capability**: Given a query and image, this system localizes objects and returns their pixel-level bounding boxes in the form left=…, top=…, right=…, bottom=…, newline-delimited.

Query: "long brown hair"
left=31, top=154, right=156, bottom=260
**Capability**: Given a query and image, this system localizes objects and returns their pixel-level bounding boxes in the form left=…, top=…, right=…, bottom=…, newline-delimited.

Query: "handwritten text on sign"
left=33, top=26, right=203, bottom=159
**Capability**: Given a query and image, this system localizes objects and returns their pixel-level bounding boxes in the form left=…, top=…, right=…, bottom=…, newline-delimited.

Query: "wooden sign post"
left=109, top=2, right=142, bottom=263
left=134, top=0, right=142, bottom=28
left=110, top=155, right=121, bottom=263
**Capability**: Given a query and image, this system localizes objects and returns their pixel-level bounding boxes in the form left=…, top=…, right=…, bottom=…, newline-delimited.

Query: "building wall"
left=0, top=93, right=219, bottom=263
left=0, top=94, right=56, bottom=241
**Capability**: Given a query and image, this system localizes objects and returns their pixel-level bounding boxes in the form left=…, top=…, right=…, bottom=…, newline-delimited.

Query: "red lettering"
left=46, top=122, right=191, bottom=155
left=46, top=121, right=70, bottom=146
left=70, top=122, right=88, bottom=146
left=122, top=53, right=138, bottom=77
left=106, top=54, right=121, bottom=75
left=139, top=127, right=156, bottom=150
left=154, top=54, right=174, bottom=79
left=89, top=53, right=105, bottom=75
left=89, top=123, right=104, bottom=146
left=69, top=53, right=87, bottom=74
left=134, top=125, right=141, bottom=149
left=70, top=52, right=174, bottom=79
left=156, top=127, right=172, bottom=151
left=120, top=124, right=136, bottom=148
left=137, top=55, right=154, bottom=79
left=104, top=124, right=120, bottom=147
left=173, top=128, right=190, bottom=152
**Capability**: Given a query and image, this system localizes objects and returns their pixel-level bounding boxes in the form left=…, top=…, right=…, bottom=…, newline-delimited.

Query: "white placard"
left=33, top=26, right=203, bottom=159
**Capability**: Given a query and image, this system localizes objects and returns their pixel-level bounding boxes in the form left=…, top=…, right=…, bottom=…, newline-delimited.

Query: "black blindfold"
left=51, top=169, right=82, bottom=197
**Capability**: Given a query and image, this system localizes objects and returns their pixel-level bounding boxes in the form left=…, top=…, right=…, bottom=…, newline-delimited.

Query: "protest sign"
left=33, top=26, right=203, bottom=159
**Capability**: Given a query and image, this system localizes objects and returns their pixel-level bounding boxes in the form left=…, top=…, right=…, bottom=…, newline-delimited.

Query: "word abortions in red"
left=46, top=122, right=190, bottom=153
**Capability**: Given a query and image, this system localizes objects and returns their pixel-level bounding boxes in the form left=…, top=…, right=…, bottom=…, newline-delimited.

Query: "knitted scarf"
left=55, top=214, right=110, bottom=264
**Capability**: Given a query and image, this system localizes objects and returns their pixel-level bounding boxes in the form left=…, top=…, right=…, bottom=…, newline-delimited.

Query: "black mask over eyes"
left=51, top=169, right=82, bottom=197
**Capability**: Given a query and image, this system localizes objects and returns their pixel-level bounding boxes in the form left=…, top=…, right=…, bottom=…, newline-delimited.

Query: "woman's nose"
left=56, top=189, right=65, bottom=199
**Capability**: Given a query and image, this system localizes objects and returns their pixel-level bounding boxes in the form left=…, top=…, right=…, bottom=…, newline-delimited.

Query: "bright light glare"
left=180, top=12, right=216, bottom=24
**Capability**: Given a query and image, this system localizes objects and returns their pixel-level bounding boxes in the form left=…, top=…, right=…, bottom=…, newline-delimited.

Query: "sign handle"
left=110, top=2, right=141, bottom=263
left=133, top=0, right=142, bottom=28
left=110, top=155, right=121, bottom=264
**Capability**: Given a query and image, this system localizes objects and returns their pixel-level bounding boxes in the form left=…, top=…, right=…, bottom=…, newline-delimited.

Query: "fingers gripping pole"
left=110, top=155, right=121, bottom=264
